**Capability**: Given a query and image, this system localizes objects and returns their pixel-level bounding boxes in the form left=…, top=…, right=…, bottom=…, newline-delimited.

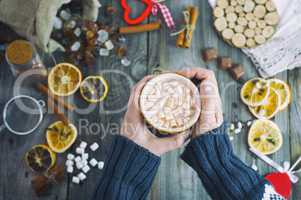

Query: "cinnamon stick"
left=183, top=6, right=199, bottom=48
left=37, top=84, right=75, bottom=111
left=176, top=31, right=185, bottom=47
left=119, top=21, right=161, bottom=34
left=48, top=98, right=69, bottom=124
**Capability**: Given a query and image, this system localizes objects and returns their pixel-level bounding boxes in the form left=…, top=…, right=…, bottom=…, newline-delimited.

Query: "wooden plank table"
left=0, top=0, right=300, bottom=200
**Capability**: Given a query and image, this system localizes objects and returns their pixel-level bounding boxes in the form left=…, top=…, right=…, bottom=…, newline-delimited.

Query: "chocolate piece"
left=202, top=48, right=218, bottom=62
left=230, top=64, right=245, bottom=80
left=218, top=56, right=233, bottom=70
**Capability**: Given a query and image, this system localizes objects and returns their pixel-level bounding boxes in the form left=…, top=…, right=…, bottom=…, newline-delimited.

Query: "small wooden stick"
left=119, top=21, right=161, bottom=34
left=37, top=84, right=75, bottom=111
left=176, top=31, right=185, bottom=47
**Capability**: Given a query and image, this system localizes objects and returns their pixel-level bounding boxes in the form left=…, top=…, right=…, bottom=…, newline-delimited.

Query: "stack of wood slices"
left=213, top=0, right=279, bottom=48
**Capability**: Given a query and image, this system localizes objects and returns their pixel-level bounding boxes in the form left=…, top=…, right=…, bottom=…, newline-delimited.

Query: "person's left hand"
left=121, top=75, right=189, bottom=157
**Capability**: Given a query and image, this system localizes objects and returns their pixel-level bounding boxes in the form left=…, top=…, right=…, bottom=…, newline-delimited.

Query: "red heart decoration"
left=265, top=172, right=291, bottom=199
left=121, top=0, right=153, bottom=25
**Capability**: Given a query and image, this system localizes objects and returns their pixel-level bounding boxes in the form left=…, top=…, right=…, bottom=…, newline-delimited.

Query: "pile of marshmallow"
left=65, top=141, right=105, bottom=184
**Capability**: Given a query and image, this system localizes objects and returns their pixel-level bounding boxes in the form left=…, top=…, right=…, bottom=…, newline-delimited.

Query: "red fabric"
left=265, top=172, right=291, bottom=199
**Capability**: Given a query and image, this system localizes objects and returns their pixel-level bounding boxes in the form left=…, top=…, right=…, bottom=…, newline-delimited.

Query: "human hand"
left=177, top=68, right=223, bottom=137
left=121, top=75, right=189, bottom=156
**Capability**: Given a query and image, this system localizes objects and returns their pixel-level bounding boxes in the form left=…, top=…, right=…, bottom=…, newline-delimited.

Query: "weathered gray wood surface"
left=0, top=0, right=301, bottom=200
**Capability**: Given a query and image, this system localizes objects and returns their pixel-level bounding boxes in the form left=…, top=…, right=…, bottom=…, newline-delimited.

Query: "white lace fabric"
left=208, top=0, right=301, bottom=77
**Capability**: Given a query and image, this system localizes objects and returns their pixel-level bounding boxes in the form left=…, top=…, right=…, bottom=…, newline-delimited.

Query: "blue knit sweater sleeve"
left=181, top=123, right=270, bottom=200
left=93, top=135, right=160, bottom=200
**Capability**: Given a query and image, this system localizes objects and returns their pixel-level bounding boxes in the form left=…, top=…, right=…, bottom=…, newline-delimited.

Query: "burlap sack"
left=0, top=0, right=101, bottom=52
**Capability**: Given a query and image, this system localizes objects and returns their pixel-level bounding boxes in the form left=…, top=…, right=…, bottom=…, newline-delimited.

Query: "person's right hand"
left=177, top=68, right=224, bottom=137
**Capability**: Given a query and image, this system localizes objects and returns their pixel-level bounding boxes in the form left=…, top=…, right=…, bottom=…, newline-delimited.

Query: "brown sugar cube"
left=218, top=57, right=233, bottom=70
left=229, top=64, right=245, bottom=80
left=202, top=48, right=218, bottom=62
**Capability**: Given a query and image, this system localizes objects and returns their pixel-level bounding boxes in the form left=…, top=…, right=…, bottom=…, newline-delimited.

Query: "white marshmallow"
left=90, top=143, right=99, bottom=151
left=76, top=162, right=84, bottom=169
left=67, top=153, right=75, bottom=160
left=74, top=28, right=81, bottom=37
left=121, top=57, right=131, bottom=66
left=72, top=176, right=80, bottom=184
left=97, top=30, right=109, bottom=43
left=80, top=141, right=88, bottom=149
left=53, top=17, right=63, bottom=30
left=237, top=122, right=243, bottom=129
left=76, top=147, right=84, bottom=154
left=75, top=156, right=81, bottom=163
left=82, top=153, right=89, bottom=160
left=105, top=40, right=114, bottom=50
left=66, top=20, right=76, bottom=29
left=82, top=160, right=88, bottom=166
left=234, top=129, right=241, bottom=134
left=67, top=166, right=74, bottom=173
left=78, top=172, right=87, bottom=181
left=89, top=158, right=98, bottom=167
left=66, top=160, right=74, bottom=167
left=82, top=165, right=91, bottom=173
left=98, top=161, right=104, bottom=170
left=60, top=10, right=71, bottom=21
left=99, top=48, right=109, bottom=56
left=71, top=41, right=81, bottom=52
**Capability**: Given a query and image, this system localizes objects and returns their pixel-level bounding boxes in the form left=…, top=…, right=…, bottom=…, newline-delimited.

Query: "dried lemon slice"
left=248, top=119, right=283, bottom=155
left=249, top=88, right=280, bottom=119
left=80, top=76, right=109, bottom=103
left=25, top=144, right=56, bottom=173
left=46, top=121, right=77, bottom=153
left=48, top=63, right=82, bottom=96
left=241, top=78, right=270, bottom=106
left=268, top=78, right=291, bottom=111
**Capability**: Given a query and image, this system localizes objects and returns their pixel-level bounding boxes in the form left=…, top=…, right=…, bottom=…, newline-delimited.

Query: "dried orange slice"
left=25, top=144, right=56, bottom=173
left=248, top=88, right=281, bottom=119
left=248, top=119, right=283, bottom=155
left=80, top=76, right=109, bottom=103
left=241, top=78, right=270, bottom=106
left=48, top=63, right=82, bottom=96
left=268, top=78, right=291, bottom=111
left=46, top=121, right=77, bottom=153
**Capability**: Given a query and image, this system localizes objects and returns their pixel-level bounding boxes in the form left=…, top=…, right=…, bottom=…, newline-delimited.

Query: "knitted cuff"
left=93, top=135, right=161, bottom=200
left=181, top=123, right=264, bottom=200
